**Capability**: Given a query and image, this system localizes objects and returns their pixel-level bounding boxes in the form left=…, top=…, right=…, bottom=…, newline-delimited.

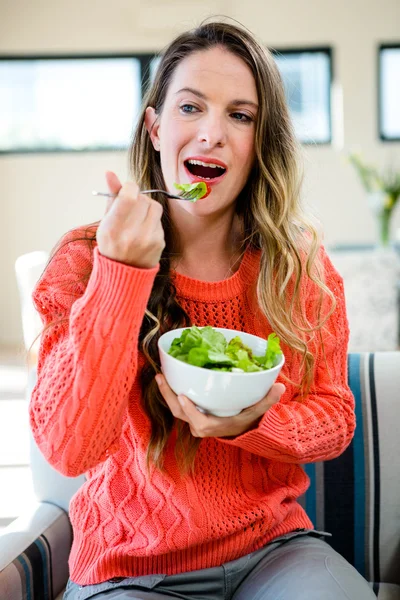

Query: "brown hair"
left=36, top=19, right=335, bottom=473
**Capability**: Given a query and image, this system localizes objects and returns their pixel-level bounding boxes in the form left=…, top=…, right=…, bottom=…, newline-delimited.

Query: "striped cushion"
left=300, top=352, right=400, bottom=595
left=0, top=502, right=72, bottom=600
left=2, top=352, right=399, bottom=599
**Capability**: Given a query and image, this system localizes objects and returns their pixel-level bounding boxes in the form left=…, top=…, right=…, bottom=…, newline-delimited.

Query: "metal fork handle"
left=92, top=189, right=185, bottom=200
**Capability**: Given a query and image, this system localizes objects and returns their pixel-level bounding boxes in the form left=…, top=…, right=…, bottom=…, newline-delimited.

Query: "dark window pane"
left=274, top=50, right=331, bottom=144
left=379, top=46, right=400, bottom=141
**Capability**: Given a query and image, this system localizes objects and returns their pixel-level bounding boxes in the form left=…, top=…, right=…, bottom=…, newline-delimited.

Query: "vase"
left=367, top=191, right=395, bottom=248
left=378, top=209, right=391, bottom=247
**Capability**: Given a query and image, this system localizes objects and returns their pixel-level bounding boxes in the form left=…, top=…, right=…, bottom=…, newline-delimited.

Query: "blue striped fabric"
left=15, top=552, right=33, bottom=599
left=303, top=462, right=316, bottom=526
left=350, top=352, right=366, bottom=577
left=302, top=352, right=400, bottom=597
left=34, top=536, right=52, bottom=600
left=303, top=354, right=371, bottom=576
left=2, top=352, right=400, bottom=599
left=15, top=535, right=53, bottom=600
left=0, top=504, right=71, bottom=600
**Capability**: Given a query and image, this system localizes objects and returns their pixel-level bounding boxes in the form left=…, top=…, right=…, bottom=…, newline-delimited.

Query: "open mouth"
left=184, top=159, right=227, bottom=181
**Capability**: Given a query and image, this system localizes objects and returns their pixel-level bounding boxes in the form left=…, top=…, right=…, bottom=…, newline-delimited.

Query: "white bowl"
left=158, top=327, right=285, bottom=417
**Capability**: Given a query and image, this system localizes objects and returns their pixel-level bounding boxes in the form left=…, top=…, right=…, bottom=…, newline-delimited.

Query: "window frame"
left=378, top=43, right=400, bottom=143
left=0, top=52, right=155, bottom=155
left=270, top=45, right=333, bottom=146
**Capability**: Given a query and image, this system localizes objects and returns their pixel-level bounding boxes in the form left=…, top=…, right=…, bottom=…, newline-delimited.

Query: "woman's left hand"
left=155, top=374, right=285, bottom=438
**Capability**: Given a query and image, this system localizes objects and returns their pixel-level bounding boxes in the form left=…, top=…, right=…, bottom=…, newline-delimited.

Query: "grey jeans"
left=63, top=529, right=377, bottom=600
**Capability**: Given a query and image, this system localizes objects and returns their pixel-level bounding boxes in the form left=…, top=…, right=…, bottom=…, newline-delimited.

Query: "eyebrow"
left=175, top=87, right=259, bottom=109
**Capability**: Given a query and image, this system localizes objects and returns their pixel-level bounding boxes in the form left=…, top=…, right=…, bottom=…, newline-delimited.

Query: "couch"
left=1, top=352, right=399, bottom=599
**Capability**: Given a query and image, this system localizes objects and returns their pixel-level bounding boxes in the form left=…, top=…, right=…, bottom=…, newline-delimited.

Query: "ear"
left=144, top=106, right=160, bottom=152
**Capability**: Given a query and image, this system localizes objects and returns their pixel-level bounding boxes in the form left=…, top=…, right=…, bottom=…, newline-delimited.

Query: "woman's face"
left=145, top=46, right=258, bottom=216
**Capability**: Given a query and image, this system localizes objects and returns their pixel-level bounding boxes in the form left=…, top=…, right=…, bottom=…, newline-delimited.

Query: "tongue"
left=188, top=163, right=224, bottom=179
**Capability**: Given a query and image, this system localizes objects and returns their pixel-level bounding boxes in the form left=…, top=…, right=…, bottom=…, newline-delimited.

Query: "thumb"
left=104, top=171, right=122, bottom=213
left=259, top=382, right=286, bottom=410
left=242, top=382, right=285, bottom=418
left=268, top=382, right=286, bottom=403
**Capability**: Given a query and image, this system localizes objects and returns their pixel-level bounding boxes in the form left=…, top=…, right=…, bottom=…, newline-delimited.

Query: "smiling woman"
left=28, top=18, right=375, bottom=600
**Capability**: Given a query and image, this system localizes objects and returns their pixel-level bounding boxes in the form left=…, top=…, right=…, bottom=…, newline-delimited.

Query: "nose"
left=197, top=111, right=227, bottom=148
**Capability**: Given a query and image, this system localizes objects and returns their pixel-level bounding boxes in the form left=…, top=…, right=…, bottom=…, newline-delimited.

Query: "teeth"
left=187, top=159, right=225, bottom=170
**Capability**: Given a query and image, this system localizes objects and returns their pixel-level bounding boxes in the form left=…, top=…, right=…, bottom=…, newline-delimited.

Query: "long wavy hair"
left=35, top=19, right=335, bottom=473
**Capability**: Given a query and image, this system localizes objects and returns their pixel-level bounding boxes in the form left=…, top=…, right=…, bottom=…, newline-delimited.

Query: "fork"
left=92, top=189, right=198, bottom=202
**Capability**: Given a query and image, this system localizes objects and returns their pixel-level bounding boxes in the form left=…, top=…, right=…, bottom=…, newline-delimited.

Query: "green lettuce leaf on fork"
left=174, top=181, right=210, bottom=201
left=167, top=326, right=282, bottom=372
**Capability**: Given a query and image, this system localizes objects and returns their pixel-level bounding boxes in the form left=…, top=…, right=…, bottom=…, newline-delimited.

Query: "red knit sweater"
left=30, top=230, right=355, bottom=585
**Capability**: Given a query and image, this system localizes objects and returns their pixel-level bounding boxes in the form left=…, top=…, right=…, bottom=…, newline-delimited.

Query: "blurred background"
left=0, top=0, right=399, bottom=529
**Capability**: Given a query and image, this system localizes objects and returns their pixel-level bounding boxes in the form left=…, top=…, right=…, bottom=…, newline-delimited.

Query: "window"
left=272, top=47, right=332, bottom=145
left=0, top=49, right=332, bottom=154
left=0, top=54, right=154, bottom=154
left=379, top=44, right=400, bottom=141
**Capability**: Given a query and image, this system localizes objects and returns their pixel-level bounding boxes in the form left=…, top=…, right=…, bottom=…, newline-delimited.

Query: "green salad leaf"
left=174, top=181, right=209, bottom=201
left=167, top=326, right=282, bottom=372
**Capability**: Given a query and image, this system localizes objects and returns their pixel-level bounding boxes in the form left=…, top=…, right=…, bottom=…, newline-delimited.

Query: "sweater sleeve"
left=218, top=247, right=355, bottom=463
left=29, top=230, right=158, bottom=477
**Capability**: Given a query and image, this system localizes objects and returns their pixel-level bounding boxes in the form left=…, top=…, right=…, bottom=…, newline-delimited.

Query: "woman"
left=30, top=20, right=376, bottom=600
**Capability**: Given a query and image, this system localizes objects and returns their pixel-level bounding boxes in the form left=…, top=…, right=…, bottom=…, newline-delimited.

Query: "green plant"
left=349, top=153, right=400, bottom=245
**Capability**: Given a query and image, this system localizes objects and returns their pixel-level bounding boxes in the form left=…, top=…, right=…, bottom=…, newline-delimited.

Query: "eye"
left=231, top=112, right=253, bottom=123
left=180, top=103, right=199, bottom=114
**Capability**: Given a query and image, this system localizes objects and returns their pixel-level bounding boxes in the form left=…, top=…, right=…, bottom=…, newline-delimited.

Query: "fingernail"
left=155, top=375, right=162, bottom=385
left=177, top=395, right=185, bottom=406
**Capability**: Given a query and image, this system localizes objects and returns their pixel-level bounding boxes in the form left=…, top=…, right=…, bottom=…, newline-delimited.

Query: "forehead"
left=168, top=47, right=258, bottom=101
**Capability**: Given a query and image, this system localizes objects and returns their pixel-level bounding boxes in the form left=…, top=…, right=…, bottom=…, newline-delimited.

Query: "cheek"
left=237, top=137, right=256, bottom=174
left=159, top=135, right=179, bottom=180
left=161, top=128, right=189, bottom=172
left=162, top=115, right=191, bottom=149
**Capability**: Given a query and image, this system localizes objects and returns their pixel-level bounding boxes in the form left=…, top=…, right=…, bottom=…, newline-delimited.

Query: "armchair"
left=1, top=353, right=399, bottom=599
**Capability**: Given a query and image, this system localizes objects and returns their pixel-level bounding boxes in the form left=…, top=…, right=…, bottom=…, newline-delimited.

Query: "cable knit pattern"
left=29, top=231, right=355, bottom=585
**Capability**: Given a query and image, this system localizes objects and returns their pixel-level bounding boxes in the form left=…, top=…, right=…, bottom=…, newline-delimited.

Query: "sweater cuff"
left=217, top=405, right=290, bottom=457
left=78, top=247, right=159, bottom=321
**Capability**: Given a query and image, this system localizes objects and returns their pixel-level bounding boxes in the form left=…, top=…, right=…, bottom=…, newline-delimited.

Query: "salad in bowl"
left=158, top=326, right=285, bottom=417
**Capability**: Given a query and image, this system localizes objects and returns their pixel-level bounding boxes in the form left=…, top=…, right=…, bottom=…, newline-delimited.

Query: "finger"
left=105, top=171, right=122, bottom=213
left=176, top=394, right=215, bottom=428
left=146, top=199, right=164, bottom=222
left=146, top=200, right=165, bottom=233
left=108, top=182, right=149, bottom=224
left=156, top=375, right=189, bottom=423
left=241, top=382, right=286, bottom=419
left=269, top=382, right=286, bottom=401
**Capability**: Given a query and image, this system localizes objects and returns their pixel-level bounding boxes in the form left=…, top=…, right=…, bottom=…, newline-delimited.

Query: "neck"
left=169, top=206, right=244, bottom=280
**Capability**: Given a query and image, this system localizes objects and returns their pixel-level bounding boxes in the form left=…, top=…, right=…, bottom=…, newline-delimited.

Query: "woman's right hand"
left=96, top=171, right=165, bottom=269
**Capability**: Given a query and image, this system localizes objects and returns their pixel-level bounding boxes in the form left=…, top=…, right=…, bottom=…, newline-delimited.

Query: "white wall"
left=1, top=0, right=399, bottom=346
